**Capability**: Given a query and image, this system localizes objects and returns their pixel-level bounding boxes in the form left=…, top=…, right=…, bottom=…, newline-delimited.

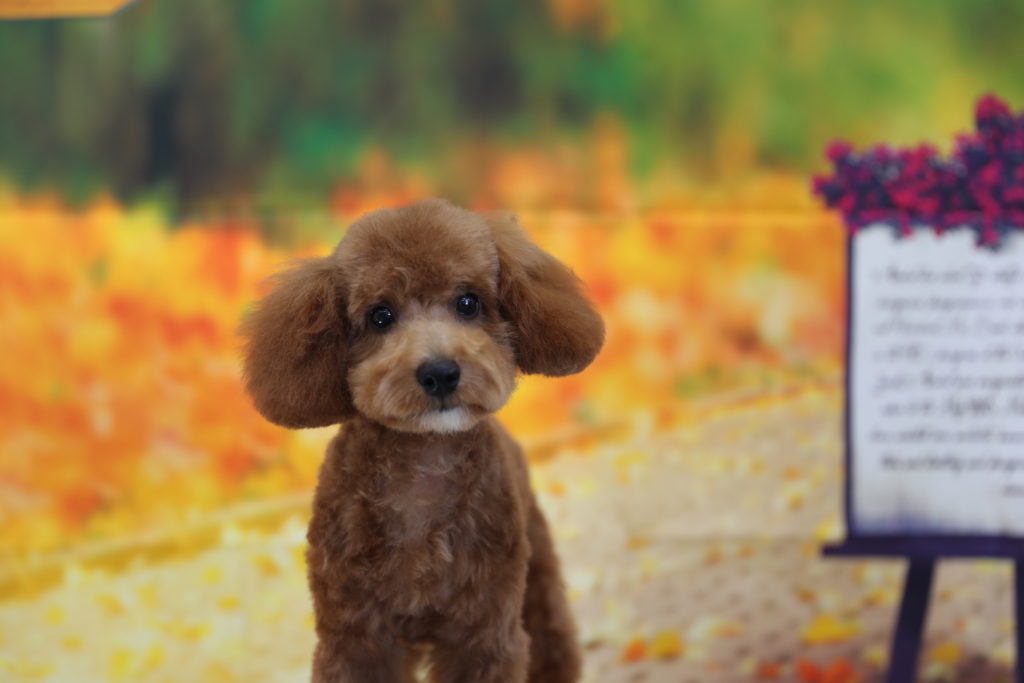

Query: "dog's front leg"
left=428, top=553, right=531, bottom=683
left=307, top=551, right=415, bottom=683
left=428, top=618, right=530, bottom=683
left=311, top=630, right=413, bottom=683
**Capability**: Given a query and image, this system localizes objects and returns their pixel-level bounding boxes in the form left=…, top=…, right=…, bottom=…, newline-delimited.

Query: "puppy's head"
left=241, top=199, right=604, bottom=433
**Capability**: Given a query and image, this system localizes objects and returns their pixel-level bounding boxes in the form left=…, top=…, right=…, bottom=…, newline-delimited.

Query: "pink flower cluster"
left=813, top=94, right=1024, bottom=246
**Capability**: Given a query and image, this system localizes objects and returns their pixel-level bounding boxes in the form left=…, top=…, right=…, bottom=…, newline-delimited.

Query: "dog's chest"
left=381, top=443, right=469, bottom=554
left=390, top=462, right=457, bottom=538
left=374, top=444, right=480, bottom=611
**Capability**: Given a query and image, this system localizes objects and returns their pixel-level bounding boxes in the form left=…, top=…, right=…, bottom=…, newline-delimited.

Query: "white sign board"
left=850, top=225, right=1024, bottom=536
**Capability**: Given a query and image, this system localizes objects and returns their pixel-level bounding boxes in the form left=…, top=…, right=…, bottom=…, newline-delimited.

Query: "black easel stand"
left=1017, top=559, right=1024, bottom=683
left=825, top=539, right=1024, bottom=683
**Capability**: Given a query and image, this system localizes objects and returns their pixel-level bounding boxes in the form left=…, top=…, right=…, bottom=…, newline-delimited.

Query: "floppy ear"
left=485, top=211, right=604, bottom=376
left=240, top=257, right=356, bottom=428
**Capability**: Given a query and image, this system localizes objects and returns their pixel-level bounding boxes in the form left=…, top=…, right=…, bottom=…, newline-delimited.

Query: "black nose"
left=416, top=359, right=461, bottom=399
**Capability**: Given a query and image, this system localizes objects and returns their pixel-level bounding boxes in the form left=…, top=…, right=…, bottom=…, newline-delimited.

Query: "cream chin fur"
left=415, top=406, right=477, bottom=433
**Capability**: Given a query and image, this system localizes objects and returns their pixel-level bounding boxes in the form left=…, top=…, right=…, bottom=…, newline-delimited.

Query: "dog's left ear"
left=484, top=211, right=604, bottom=376
left=240, top=257, right=357, bottom=428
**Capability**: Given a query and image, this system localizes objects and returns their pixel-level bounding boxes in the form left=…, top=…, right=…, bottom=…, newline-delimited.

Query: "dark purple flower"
left=813, top=94, right=1024, bottom=242
left=825, top=140, right=854, bottom=163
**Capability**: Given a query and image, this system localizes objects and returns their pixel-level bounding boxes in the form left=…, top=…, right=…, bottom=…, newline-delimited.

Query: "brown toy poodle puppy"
left=241, top=199, right=603, bottom=683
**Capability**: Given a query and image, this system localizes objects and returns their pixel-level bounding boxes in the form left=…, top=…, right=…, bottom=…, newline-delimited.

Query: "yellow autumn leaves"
left=0, top=189, right=844, bottom=562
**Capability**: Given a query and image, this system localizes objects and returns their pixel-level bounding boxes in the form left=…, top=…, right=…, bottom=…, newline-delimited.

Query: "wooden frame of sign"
left=824, top=224, right=1024, bottom=683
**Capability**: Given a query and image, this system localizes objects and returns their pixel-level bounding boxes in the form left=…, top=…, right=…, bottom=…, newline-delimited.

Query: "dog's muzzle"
left=416, top=358, right=461, bottom=399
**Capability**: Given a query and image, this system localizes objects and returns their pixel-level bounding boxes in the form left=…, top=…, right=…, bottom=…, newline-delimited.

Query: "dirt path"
left=1, top=388, right=1017, bottom=682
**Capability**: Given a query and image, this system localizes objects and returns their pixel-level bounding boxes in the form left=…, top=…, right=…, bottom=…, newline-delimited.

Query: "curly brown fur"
left=241, top=199, right=603, bottom=682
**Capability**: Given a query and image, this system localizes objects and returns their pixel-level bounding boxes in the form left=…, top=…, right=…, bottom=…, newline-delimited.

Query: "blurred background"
left=1, top=1, right=1022, bottom=681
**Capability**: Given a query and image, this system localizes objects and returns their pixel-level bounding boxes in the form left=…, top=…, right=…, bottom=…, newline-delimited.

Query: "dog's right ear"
left=485, top=211, right=604, bottom=377
left=240, top=257, right=356, bottom=428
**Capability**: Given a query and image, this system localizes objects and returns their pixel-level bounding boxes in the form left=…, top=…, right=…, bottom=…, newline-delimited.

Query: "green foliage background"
left=1, top=0, right=1023, bottom=210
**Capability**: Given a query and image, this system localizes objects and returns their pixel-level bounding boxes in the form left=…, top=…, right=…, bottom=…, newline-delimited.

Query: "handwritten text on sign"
left=851, top=226, right=1024, bottom=535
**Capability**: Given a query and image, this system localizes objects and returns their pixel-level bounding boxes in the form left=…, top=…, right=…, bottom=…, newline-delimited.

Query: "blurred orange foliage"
left=0, top=180, right=844, bottom=563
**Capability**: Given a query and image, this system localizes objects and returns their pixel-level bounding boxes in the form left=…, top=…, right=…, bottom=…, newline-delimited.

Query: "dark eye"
left=455, top=293, right=480, bottom=319
left=369, top=305, right=395, bottom=330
